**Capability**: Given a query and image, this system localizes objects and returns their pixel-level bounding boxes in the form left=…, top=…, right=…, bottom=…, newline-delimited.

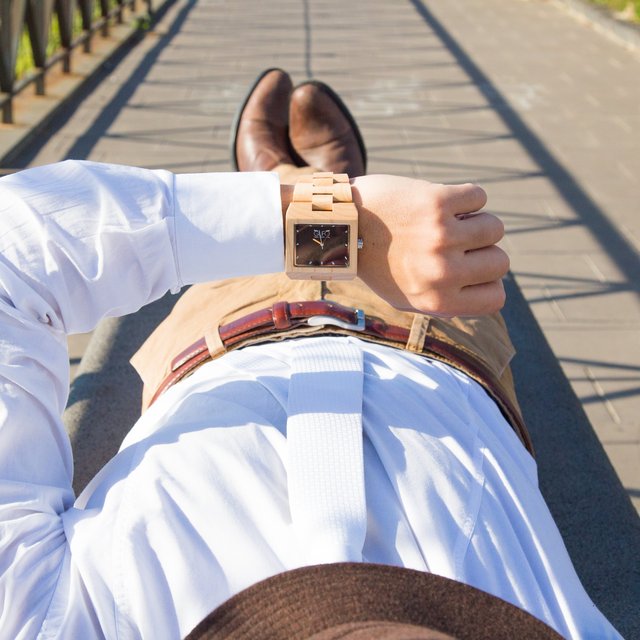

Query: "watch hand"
left=313, top=238, right=325, bottom=249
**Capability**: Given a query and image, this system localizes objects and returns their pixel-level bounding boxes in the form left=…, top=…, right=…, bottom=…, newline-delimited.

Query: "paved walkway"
left=7, top=0, right=640, bottom=513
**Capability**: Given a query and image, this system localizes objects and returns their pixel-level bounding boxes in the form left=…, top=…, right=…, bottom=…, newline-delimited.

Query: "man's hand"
left=351, top=175, right=509, bottom=317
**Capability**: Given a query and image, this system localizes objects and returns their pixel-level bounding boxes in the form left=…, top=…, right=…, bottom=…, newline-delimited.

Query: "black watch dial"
left=294, top=224, right=350, bottom=267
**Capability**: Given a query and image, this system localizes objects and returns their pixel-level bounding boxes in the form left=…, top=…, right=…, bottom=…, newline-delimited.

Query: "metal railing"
left=0, top=0, right=163, bottom=124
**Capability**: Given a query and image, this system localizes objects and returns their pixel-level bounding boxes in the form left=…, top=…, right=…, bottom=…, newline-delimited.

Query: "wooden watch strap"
left=292, top=172, right=353, bottom=211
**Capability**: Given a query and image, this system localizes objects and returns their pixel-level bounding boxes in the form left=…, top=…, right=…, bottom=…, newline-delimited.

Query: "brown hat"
left=185, top=563, right=564, bottom=639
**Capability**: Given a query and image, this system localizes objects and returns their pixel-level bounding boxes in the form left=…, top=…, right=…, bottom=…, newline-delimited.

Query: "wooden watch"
left=285, top=172, right=360, bottom=281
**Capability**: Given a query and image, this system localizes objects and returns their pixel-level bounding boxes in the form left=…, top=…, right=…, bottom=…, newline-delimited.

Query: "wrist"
left=349, top=176, right=382, bottom=282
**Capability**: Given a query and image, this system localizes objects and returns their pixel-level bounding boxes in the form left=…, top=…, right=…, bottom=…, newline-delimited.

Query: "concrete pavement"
left=4, top=0, right=640, bottom=509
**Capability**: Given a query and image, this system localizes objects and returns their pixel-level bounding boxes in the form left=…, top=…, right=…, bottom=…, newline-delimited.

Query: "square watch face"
left=294, top=224, right=350, bottom=267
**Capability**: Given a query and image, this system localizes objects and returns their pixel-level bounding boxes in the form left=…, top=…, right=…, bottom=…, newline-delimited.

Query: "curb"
left=552, top=0, right=640, bottom=53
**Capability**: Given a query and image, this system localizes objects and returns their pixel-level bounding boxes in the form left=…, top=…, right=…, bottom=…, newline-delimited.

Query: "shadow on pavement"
left=409, top=0, right=640, bottom=290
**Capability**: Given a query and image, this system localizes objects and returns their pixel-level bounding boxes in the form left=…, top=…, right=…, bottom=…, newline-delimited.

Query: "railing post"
left=55, top=0, right=76, bottom=73
left=99, top=0, right=109, bottom=37
left=0, top=0, right=28, bottom=122
left=2, top=98, right=12, bottom=125
left=26, top=0, right=55, bottom=95
left=79, top=0, right=95, bottom=52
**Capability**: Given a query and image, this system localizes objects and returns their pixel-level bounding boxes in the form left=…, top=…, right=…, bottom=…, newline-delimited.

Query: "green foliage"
left=135, top=15, right=152, bottom=31
left=590, top=0, right=640, bottom=21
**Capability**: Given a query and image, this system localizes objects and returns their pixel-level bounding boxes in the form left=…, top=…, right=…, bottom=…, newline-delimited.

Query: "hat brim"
left=185, top=562, right=563, bottom=640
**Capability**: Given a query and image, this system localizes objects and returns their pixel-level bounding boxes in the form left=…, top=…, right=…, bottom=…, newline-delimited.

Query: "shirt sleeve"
left=0, top=160, right=283, bottom=636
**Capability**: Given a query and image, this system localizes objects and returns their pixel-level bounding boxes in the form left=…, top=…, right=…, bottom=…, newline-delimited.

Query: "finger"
left=459, top=245, right=510, bottom=287
left=438, top=183, right=487, bottom=216
left=455, top=211, right=505, bottom=251
left=457, top=280, right=507, bottom=316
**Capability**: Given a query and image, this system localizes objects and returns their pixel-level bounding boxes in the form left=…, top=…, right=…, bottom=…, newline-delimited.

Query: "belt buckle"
left=307, top=308, right=366, bottom=332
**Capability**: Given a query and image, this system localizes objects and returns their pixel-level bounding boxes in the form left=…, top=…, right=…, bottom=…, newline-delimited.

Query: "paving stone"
left=510, top=253, right=640, bottom=323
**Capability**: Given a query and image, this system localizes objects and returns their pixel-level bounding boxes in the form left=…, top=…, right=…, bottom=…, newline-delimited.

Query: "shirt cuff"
left=172, top=171, right=283, bottom=286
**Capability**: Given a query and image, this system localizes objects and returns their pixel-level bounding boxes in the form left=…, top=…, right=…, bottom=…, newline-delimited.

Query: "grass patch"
left=589, top=0, right=640, bottom=21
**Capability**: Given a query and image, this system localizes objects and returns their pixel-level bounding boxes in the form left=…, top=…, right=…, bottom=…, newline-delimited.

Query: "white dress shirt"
left=0, top=161, right=621, bottom=639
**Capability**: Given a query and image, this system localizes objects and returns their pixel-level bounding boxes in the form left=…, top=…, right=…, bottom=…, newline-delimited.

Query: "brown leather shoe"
left=231, top=68, right=296, bottom=171
left=289, top=81, right=367, bottom=176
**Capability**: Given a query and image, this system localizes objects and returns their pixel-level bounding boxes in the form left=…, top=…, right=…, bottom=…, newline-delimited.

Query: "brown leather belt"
left=150, top=300, right=534, bottom=455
